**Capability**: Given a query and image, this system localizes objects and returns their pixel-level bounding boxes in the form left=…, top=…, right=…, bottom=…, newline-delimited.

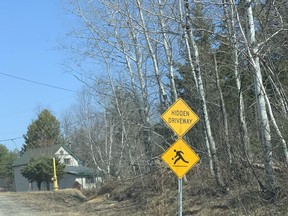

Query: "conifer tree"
left=21, top=156, right=65, bottom=190
left=21, top=109, right=64, bottom=153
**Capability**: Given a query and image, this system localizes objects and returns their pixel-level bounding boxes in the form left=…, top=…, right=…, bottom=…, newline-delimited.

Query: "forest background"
left=1, top=0, right=288, bottom=206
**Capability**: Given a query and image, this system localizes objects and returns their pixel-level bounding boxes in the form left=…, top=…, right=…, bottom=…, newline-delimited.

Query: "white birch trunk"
left=136, top=0, right=169, bottom=109
left=178, top=0, right=212, bottom=171
left=262, top=85, right=288, bottom=163
left=235, top=0, right=275, bottom=191
left=246, top=0, right=274, bottom=190
left=183, top=0, right=225, bottom=188
left=214, top=53, right=232, bottom=164
left=205, top=130, right=214, bottom=175
left=125, top=4, right=154, bottom=169
left=158, top=0, right=178, bottom=102
left=225, top=0, right=251, bottom=160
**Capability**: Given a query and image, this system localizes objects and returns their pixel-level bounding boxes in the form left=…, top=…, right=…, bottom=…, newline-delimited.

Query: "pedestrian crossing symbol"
left=161, top=138, right=200, bottom=179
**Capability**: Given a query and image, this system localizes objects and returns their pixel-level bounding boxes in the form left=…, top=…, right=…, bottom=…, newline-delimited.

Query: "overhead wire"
left=0, top=137, right=23, bottom=142
left=0, top=72, right=81, bottom=94
left=0, top=113, right=99, bottom=148
left=0, top=72, right=101, bottom=148
left=0, top=72, right=82, bottom=148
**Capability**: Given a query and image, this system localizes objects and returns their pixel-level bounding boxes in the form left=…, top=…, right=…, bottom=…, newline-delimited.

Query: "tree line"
left=59, top=0, right=287, bottom=198
left=2, top=0, right=287, bottom=197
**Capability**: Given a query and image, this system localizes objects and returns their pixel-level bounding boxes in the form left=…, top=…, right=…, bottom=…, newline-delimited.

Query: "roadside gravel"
left=0, top=193, right=47, bottom=216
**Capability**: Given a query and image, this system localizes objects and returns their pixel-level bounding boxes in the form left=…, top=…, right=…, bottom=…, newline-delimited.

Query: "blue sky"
left=0, top=1, right=82, bottom=151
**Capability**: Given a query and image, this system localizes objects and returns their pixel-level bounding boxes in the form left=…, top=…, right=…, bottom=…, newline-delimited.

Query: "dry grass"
left=5, top=189, right=87, bottom=216
left=4, top=188, right=144, bottom=216
left=3, top=166, right=288, bottom=215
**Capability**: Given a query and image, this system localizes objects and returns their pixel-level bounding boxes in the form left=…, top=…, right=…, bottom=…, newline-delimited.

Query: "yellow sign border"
left=161, top=98, right=199, bottom=137
left=161, top=138, right=200, bottom=179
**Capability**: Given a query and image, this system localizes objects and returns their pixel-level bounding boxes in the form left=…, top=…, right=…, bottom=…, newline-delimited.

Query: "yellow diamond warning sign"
left=161, top=98, right=199, bottom=137
left=161, top=138, right=200, bottom=179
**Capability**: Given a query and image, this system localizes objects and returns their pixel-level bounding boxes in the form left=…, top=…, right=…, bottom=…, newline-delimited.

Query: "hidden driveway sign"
left=161, top=98, right=199, bottom=137
left=161, top=98, right=200, bottom=216
left=161, top=138, right=200, bottom=178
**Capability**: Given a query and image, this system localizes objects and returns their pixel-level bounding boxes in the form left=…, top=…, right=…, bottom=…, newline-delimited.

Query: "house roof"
left=65, top=165, right=96, bottom=177
left=12, top=144, right=81, bottom=167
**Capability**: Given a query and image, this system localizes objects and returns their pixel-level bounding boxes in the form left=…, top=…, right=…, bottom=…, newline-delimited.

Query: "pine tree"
left=21, top=109, right=64, bottom=153
left=21, top=156, right=65, bottom=190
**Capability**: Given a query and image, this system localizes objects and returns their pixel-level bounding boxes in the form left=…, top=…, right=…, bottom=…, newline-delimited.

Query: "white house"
left=12, top=144, right=102, bottom=192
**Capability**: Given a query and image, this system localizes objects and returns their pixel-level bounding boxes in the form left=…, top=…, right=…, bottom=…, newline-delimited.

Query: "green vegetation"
left=0, top=144, right=17, bottom=190
left=21, top=156, right=65, bottom=191
left=21, top=109, right=65, bottom=154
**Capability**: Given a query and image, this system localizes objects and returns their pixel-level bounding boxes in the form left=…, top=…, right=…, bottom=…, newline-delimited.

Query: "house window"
left=86, top=177, right=95, bottom=184
left=64, top=158, right=71, bottom=165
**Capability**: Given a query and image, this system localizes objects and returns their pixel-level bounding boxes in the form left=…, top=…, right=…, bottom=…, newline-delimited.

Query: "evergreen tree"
left=21, top=109, right=64, bottom=153
left=0, top=144, right=17, bottom=190
left=21, top=156, right=65, bottom=190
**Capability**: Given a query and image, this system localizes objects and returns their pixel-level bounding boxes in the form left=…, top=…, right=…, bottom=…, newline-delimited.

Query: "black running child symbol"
left=172, top=149, right=189, bottom=164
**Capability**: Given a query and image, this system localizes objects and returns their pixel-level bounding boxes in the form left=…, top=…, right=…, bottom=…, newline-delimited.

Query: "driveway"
left=0, top=193, right=45, bottom=216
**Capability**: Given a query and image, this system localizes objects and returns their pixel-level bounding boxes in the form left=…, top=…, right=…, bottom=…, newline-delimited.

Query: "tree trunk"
left=214, top=53, right=232, bottom=164
left=136, top=0, right=169, bottom=110
left=124, top=5, right=154, bottom=170
left=37, top=181, right=41, bottom=191
left=178, top=0, right=213, bottom=173
left=235, top=0, right=275, bottom=192
left=262, top=83, right=288, bottom=164
left=225, top=0, right=251, bottom=160
left=158, top=0, right=178, bottom=102
left=46, top=181, right=50, bottom=191
left=246, top=0, right=274, bottom=192
left=183, top=0, right=225, bottom=189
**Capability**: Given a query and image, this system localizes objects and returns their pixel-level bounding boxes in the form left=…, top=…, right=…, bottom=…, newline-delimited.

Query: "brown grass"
left=3, top=165, right=288, bottom=215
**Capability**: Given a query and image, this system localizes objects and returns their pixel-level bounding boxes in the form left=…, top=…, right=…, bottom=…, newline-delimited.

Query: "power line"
left=0, top=137, right=23, bottom=142
left=0, top=72, right=81, bottom=94
left=0, top=114, right=99, bottom=146
left=0, top=72, right=102, bottom=144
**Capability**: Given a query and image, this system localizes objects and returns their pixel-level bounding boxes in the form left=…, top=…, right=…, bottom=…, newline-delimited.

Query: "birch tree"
left=157, top=0, right=178, bottom=102
left=181, top=0, right=225, bottom=189
left=222, top=0, right=252, bottom=162
left=233, top=0, right=275, bottom=192
left=135, top=0, right=169, bottom=110
left=214, top=53, right=232, bottom=165
left=61, top=0, right=288, bottom=194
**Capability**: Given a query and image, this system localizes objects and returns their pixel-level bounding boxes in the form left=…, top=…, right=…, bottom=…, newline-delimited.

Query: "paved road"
left=0, top=194, right=44, bottom=216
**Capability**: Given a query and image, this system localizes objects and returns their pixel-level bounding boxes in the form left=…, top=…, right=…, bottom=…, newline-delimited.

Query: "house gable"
left=54, top=146, right=80, bottom=166
left=12, top=144, right=82, bottom=167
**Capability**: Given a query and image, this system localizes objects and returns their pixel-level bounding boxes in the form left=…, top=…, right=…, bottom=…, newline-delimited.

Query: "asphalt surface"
left=0, top=194, right=43, bottom=216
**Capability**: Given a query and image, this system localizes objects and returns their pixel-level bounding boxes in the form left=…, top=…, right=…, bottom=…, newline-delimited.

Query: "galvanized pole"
left=178, top=178, right=183, bottom=216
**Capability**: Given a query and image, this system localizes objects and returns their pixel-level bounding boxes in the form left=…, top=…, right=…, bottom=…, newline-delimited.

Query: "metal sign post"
left=178, top=178, right=183, bottom=216
left=161, top=98, right=200, bottom=216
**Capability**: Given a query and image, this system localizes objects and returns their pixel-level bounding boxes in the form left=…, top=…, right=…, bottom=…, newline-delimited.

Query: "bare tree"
left=136, top=0, right=169, bottom=110
left=222, top=0, right=252, bottom=162
left=157, top=0, right=178, bottom=102
left=181, top=0, right=225, bottom=189
left=63, top=0, right=288, bottom=195
left=233, top=0, right=276, bottom=192
left=214, top=52, right=232, bottom=164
